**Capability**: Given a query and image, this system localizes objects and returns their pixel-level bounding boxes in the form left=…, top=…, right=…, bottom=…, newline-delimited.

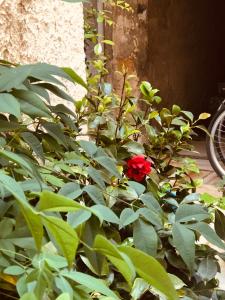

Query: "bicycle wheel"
left=206, top=107, right=225, bottom=177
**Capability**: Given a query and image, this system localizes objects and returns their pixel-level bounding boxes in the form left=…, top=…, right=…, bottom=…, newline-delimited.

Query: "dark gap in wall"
left=147, top=0, right=225, bottom=116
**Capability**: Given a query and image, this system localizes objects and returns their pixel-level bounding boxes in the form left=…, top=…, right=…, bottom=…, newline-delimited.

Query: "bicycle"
left=206, top=85, right=225, bottom=177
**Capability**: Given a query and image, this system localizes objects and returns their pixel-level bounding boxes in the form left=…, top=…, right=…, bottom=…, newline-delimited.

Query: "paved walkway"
left=182, top=140, right=221, bottom=197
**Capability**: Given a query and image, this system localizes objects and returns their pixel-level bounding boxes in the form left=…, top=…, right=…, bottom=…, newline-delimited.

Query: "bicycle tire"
left=206, top=107, right=225, bottom=177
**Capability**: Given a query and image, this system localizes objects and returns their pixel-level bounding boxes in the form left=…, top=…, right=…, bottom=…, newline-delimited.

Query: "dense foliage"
left=0, top=1, right=225, bottom=300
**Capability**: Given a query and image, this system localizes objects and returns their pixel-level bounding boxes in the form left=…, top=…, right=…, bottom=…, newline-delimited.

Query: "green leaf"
left=82, top=218, right=105, bottom=275
left=61, top=270, right=120, bottom=300
left=79, top=140, right=97, bottom=157
left=181, top=111, right=194, bottom=122
left=187, top=222, right=225, bottom=250
left=58, top=182, right=83, bottom=199
left=67, top=210, right=92, bottom=228
left=172, top=105, right=181, bottom=115
left=42, top=215, right=79, bottom=267
left=13, top=90, right=51, bottom=118
left=175, top=204, right=209, bottom=223
left=38, top=190, right=86, bottom=212
left=119, top=246, right=178, bottom=300
left=122, top=141, right=145, bottom=154
left=38, top=83, right=74, bottom=102
left=131, top=278, right=149, bottom=300
left=87, top=166, right=106, bottom=189
left=94, top=156, right=121, bottom=178
left=172, top=223, right=195, bottom=272
left=140, top=81, right=152, bottom=98
left=0, top=119, right=21, bottom=131
left=20, top=293, right=37, bottom=300
left=119, top=208, right=139, bottom=229
left=0, top=65, right=31, bottom=91
left=0, top=93, right=20, bottom=117
left=56, top=293, right=70, bottom=300
left=94, top=43, right=103, bottom=55
left=0, top=150, right=33, bottom=174
left=197, top=257, right=218, bottom=281
left=55, top=276, right=73, bottom=298
left=127, top=181, right=145, bottom=196
left=30, top=63, right=68, bottom=86
left=140, top=193, right=162, bottom=214
left=63, top=67, right=87, bottom=89
left=42, top=122, right=67, bottom=145
left=0, top=173, right=43, bottom=250
left=4, top=265, right=25, bottom=275
left=21, top=132, right=44, bottom=162
left=133, top=219, right=158, bottom=257
left=137, top=207, right=162, bottom=228
left=198, top=113, right=211, bottom=120
left=91, top=205, right=119, bottom=224
left=94, top=235, right=136, bottom=286
left=215, top=209, right=225, bottom=241
left=84, top=185, right=105, bottom=205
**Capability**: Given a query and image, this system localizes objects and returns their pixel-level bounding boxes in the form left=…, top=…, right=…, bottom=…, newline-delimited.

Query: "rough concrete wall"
left=104, top=0, right=149, bottom=96
left=107, top=0, right=225, bottom=116
left=0, top=0, right=86, bottom=101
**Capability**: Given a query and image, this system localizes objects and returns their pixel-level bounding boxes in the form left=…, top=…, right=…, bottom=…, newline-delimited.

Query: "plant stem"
left=114, top=73, right=127, bottom=139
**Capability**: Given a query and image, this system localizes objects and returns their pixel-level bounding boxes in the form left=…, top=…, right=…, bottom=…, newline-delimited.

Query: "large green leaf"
left=133, top=219, right=158, bottom=257
left=94, top=156, right=121, bottom=178
left=13, top=90, right=51, bottom=118
left=119, top=246, right=178, bottom=300
left=38, top=190, right=87, bottom=212
left=58, top=182, right=83, bottom=199
left=0, top=150, right=33, bottom=174
left=29, top=63, right=69, bottom=86
left=63, top=67, right=87, bottom=89
left=84, top=185, right=105, bottom=205
left=42, top=215, right=79, bottom=267
left=0, top=93, right=20, bottom=117
left=94, top=235, right=136, bottom=286
left=175, top=204, right=209, bottom=223
left=119, top=208, right=139, bottom=229
left=137, top=207, right=163, bottom=228
left=61, top=271, right=120, bottom=299
left=37, top=83, right=74, bottom=102
left=79, top=140, right=97, bottom=157
left=140, top=193, right=162, bottom=214
left=91, top=205, right=119, bottom=224
left=82, top=218, right=105, bottom=275
left=67, top=210, right=92, bottom=228
left=0, top=65, right=31, bottom=91
left=187, top=222, right=225, bottom=251
left=172, top=223, right=195, bottom=272
left=0, top=173, right=43, bottom=249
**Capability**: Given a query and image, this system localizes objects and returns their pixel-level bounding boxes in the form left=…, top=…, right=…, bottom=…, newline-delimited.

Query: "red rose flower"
left=126, top=155, right=151, bottom=182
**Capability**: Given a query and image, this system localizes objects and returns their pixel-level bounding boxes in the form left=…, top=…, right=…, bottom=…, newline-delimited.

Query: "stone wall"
left=0, top=0, right=86, bottom=101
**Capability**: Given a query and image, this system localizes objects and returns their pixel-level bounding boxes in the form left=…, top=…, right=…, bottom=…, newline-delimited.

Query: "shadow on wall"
left=147, top=0, right=225, bottom=116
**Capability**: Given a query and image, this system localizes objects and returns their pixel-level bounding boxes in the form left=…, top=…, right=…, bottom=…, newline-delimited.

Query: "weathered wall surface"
left=0, top=0, right=86, bottom=100
left=107, top=0, right=225, bottom=115
left=147, top=0, right=225, bottom=115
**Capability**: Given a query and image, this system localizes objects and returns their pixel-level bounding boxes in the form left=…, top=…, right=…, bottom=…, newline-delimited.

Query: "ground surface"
left=182, top=140, right=221, bottom=197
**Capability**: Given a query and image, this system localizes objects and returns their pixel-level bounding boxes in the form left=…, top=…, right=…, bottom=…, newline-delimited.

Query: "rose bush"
left=0, top=1, right=224, bottom=299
